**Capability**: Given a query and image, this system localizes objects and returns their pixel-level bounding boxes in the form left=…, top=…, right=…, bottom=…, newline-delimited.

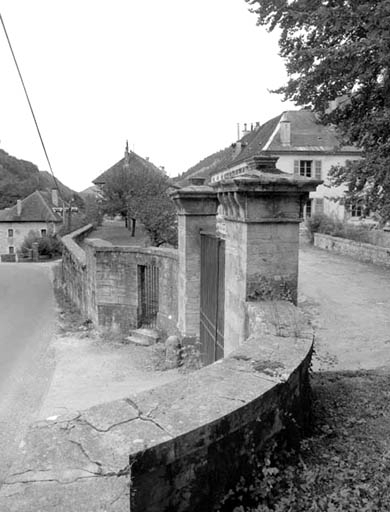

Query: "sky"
left=0, top=0, right=296, bottom=192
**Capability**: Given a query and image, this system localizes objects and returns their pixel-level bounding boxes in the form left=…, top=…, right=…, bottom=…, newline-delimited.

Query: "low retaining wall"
left=314, top=232, right=390, bottom=267
left=60, top=224, right=94, bottom=314
left=366, top=228, right=390, bottom=249
left=0, top=301, right=313, bottom=512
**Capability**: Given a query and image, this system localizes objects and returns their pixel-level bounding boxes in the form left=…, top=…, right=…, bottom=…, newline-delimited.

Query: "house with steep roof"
left=93, top=142, right=164, bottom=188
left=180, top=110, right=362, bottom=220
left=0, top=189, right=63, bottom=261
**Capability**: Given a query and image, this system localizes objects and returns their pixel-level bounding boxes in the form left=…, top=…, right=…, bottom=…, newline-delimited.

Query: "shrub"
left=38, top=235, right=61, bottom=257
left=305, top=214, right=372, bottom=244
left=20, top=230, right=61, bottom=258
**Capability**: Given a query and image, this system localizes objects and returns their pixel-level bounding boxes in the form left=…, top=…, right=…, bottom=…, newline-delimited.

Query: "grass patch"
left=86, top=219, right=150, bottom=246
left=236, top=369, right=390, bottom=511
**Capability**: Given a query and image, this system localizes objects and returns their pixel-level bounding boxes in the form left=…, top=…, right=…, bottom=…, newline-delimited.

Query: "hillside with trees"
left=0, top=149, right=79, bottom=209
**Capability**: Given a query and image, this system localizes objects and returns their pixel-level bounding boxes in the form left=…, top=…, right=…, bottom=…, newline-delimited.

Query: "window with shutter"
left=315, top=160, right=322, bottom=179
left=299, top=160, right=312, bottom=177
left=294, top=160, right=299, bottom=175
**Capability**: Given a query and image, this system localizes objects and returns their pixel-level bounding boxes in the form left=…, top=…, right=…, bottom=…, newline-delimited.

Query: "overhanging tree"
left=102, top=165, right=177, bottom=246
left=246, top=0, right=390, bottom=221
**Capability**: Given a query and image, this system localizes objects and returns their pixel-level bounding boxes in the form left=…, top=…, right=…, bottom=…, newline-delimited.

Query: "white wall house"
left=0, top=190, right=63, bottom=261
left=182, top=110, right=362, bottom=221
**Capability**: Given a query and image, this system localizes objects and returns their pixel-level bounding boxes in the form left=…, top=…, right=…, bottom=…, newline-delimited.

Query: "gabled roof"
left=265, top=110, right=359, bottom=153
left=0, top=190, right=62, bottom=223
left=93, top=150, right=162, bottom=186
left=180, top=110, right=362, bottom=184
left=175, top=146, right=236, bottom=187
left=175, top=128, right=265, bottom=187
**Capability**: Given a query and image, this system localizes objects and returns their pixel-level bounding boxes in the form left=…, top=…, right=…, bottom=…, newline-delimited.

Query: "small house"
left=0, top=190, right=63, bottom=261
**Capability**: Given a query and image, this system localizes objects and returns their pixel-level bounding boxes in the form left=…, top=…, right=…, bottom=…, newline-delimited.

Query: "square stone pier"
left=172, top=159, right=321, bottom=356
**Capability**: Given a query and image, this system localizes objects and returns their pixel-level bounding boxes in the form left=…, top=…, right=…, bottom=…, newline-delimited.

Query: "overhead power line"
left=0, top=12, right=63, bottom=198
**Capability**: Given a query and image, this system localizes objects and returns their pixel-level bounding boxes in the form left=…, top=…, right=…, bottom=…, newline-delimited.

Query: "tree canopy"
left=246, top=0, right=390, bottom=221
left=101, top=165, right=177, bottom=247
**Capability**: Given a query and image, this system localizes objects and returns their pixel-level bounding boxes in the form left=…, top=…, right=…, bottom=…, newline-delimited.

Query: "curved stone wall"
left=60, top=226, right=179, bottom=334
left=0, top=301, right=313, bottom=512
left=84, top=241, right=179, bottom=334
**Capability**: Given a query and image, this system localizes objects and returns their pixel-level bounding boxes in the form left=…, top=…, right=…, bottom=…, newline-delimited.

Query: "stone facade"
left=0, top=221, right=59, bottom=260
left=314, top=232, right=390, bottom=268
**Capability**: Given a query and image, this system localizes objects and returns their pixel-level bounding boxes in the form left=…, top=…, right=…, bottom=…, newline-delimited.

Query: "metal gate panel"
left=215, top=239, right=225, bottom=361
left=200, top=234, right=225, bottom=365
left=138, top=264, right=159, bottom=328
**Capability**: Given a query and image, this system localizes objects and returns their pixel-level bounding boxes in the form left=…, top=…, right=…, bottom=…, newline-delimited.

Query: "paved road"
left=0, top=263, right=56, bottom=485
left=299, top=244, right=390, bottom=371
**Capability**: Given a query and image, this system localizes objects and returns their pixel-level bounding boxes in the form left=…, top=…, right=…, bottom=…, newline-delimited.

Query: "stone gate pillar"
left=171, top=179, right=218, bottom=341
left=214, top=158, right=321, bottom=355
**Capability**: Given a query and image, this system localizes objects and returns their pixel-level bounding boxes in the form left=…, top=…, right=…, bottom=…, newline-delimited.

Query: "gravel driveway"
left=299, top=244, right=390, bottom=371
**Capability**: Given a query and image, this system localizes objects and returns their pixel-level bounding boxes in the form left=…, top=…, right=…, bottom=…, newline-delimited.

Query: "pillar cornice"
left=170, top=185, right=218, bottom=216
left=213, top=169, right=322, bottom=223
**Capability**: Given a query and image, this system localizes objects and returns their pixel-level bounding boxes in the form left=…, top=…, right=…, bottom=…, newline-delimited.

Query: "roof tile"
left=0, top=190, right=62, bottom=223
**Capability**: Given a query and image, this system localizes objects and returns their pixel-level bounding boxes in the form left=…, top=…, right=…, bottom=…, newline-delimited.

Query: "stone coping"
left=61, top=224, right=94, bottom=267
left=213, top=169, right=322, bottom=191
left=315, top=232, right=389, bottom=251
left=314, top=232, right=390, bottom=267
left=0, top=301, right=313, bottom=512
left=84, top=239, right=178, bottom=260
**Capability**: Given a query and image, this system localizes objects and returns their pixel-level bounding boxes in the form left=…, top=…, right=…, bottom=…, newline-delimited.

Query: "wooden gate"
left=200, top=233, right=225, bottom=365
left=137, top=264, right=159, bottom=328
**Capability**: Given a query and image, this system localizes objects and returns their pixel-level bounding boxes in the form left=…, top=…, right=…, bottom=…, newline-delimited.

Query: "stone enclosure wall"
left=61, top=227, right=178, bottom=335
left=0, top=162, right=321, bottom=511
left=0, top=300, right=313, bottom=512
left=60, top=224, right=94, bottom=314
left=84, top=240, right=178, bottom=334
left=314, top=232, right=390, bottom=268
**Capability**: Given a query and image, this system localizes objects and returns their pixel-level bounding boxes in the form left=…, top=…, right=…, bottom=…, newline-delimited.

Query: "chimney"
left=17, top=199, right=22, bottom=216
left=124, top=140, right=130, bottom=170
left=51, top=188, right=59, bottom=207
left=241, top=123, right=250, bottom=137
left=280, top=113, right=291, bottom=146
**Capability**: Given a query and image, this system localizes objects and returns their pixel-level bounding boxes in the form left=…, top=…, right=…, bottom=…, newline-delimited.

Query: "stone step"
left=127, top=328, right=160, bottom=346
